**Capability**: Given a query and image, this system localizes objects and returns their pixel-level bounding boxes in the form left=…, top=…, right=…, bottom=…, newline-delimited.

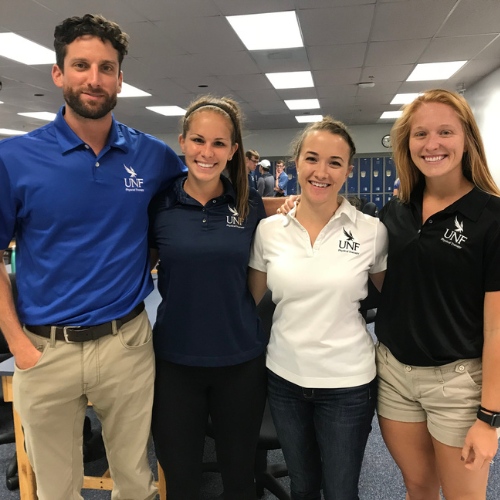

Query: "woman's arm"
left=369, top=271, right=385, bottom=292
left=248, top=268, right=268, bottom=305
left=150, top=248, right=159, bottom=272
left=461, top=290, right=500, bottom=470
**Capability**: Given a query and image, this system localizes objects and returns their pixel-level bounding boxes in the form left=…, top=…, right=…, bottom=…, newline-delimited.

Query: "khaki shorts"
left=376, top=341, right=498, bottom=448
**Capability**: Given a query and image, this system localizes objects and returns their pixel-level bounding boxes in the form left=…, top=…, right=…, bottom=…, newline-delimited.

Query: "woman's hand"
left=461, top=420, right=498, bottom=470
left=278, top=195, right=300, bottom=215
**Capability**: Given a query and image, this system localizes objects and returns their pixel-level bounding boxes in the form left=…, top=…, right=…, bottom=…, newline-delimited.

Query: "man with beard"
left=0, top=14, right=185, bottom=500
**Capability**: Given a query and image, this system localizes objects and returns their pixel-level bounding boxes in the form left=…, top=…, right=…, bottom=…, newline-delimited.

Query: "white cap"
left=258, top=159, right=271, bottom=169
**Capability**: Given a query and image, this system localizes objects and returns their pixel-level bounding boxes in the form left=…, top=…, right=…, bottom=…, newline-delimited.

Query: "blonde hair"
left=181, top=95, right=249, bottom=220
left=391, top=89, right=500, bottom=203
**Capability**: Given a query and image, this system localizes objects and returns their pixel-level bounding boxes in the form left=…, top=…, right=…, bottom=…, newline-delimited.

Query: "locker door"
left=384, top=194, right=393, bottom=205
left=347, top=158, right=359, bottom=194
left=372, top=158, right=384, bottom=193
left=371, top=193, right=383, bottom=210
left=385, top=157, right=396, bottom=193
left=359, top=158, right=371, bottom=195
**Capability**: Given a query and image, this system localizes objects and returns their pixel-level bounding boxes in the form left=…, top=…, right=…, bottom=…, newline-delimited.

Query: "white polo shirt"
left=249, top=198, right=388, bottom=388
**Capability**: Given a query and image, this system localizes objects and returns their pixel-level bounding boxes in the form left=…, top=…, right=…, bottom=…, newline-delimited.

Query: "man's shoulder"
left=114, top=121, right=173, bottom=152
left=0, top=122, right=55, bottom=158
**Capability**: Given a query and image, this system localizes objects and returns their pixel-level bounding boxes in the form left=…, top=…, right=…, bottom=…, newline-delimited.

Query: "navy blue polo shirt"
left=149, top=175, right=267, bottom=367
left=0, top=105, right=186, bottom=326
left=376, top=185, right=500, bottom=366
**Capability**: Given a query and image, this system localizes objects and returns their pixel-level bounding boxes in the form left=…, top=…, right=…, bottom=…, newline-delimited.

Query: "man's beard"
left=64, top=87, right=117, bottom=120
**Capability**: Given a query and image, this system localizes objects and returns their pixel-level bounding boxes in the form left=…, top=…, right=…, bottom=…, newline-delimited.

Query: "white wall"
left=155, top=123, right=393, bottom=157
left=466, top=67, right=500, bottom=186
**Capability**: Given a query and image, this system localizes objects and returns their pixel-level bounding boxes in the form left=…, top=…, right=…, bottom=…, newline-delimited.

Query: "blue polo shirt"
left=278, top=171, right=288, bottom=195
left=149, top=175, right=267, bottom=367
left=0, top=105, right=186, bottom=326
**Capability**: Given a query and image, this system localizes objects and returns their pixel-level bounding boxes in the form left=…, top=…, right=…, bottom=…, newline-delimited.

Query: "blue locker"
left=384, top=194, right=393, bottom=206
left=372, top=158, right=384, bottom=193
left=286, top=161, right=298, bottom=196
left=371, top=194, right=383, bottom=210
left=347, top=158, right=359, bottom=194
left=359, top=158, right=371, bottom=194
left=384, top=157, right=396, bottom=193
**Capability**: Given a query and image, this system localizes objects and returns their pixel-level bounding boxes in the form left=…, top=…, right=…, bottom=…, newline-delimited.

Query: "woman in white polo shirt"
left=248, top=117, right=388, bottom=500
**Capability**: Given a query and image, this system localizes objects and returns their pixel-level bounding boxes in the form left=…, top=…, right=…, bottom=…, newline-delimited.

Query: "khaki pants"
left=13, top=309, right=157, bottom=500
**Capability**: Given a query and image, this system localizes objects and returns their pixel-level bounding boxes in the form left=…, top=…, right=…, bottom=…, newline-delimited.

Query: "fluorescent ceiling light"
left=380, top=111, right=403, bottom=120
left=0, top=101, right=3, bottom=104
left=0, top=33, right=55, bottom=65
left=18, top=112, right=56, bottom=121
left=266, top=71, right=314, bottom=90
left=407, top=61, right=467, bottom=81
left=390, top=93, right=422, bottom=105
left=285, top=99, right=320, bottom=110
left=0, top=128, right=27, bottom=135
left=146, top=106, right=186, bottom=116
left=118, top=83, right=152, bottom=98
left=226, top=11, right=303, bottom=51
left=296, top=115, right=323, bottom=123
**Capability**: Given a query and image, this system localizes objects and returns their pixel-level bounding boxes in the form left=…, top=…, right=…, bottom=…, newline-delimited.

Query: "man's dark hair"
left=54, top=14, right=129, bottom=72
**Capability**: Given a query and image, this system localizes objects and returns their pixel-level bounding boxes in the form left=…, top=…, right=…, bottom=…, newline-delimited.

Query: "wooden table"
left=0, top=357, right=166, bottom=499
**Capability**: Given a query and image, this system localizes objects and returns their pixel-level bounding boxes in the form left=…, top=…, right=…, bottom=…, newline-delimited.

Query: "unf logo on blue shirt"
left=227, top=206, right=244, bottom=229
left=124, top=164, right=144, bottom=191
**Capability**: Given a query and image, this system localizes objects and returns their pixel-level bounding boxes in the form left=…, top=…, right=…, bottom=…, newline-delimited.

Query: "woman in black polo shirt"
left=376, top=89, right=500, bottom=499
left=149, top=96, right=267, bottom=500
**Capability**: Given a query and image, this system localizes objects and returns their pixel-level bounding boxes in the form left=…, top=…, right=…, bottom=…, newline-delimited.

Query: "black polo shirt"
left=376, top=185, right=500, bottom=366
left=149, top=175, right=267, bottom=367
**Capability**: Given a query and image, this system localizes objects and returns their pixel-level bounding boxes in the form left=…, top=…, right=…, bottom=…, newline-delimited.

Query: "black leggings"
left=152, top=353, right=267, bottom=500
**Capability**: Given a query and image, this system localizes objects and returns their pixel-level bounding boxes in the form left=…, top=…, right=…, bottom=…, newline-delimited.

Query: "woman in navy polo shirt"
left=376, top=90, right=500, bottom=499
left=149, top=96, right=267, bottom=500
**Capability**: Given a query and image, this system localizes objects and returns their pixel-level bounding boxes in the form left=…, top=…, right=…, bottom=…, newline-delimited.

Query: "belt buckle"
left=63, top=325, right=82, bottom=343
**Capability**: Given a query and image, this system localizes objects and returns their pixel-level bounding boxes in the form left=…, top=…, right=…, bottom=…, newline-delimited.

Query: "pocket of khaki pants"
left=118, top=312, right=152, bottom=349
left=15, top=328, right=50, bottom=372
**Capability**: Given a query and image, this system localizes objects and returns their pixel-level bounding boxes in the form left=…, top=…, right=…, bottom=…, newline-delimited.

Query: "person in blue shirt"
left=0, top=14, right=185, bottom=500
left=149, top=95, right=268, bottom=500
left=246, top=149, right=260, bottom=190
left=274, top=159, right=289, bottom=197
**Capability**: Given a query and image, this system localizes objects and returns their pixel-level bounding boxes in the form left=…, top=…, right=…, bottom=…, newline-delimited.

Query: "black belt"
left=25, top=302, right=145, bottom=343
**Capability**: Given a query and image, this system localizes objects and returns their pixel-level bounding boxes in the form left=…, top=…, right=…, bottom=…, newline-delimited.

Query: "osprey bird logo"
left=124, top=164, right=137, bottom=178
left=229, top=206, right=239, bottom=217
left=343, top=228, right=354, bottom=241
left=454, top=216, right=464, bottom=233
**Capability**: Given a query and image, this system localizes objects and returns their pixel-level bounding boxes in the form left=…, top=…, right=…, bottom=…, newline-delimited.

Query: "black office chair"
left=204, top=289, right=290, bottom=500
left=0, top=274, right=19, bottom=491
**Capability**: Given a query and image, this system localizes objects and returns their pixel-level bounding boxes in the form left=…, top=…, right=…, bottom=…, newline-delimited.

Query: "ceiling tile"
left=439, top=0, right=500, bottom=37
left=360, top=65, right=413, bottom=83
left=313, top=68, right=362, bottom=86
left=366, top=39, right=430, bottom=66
left=370, top=0, right=457, bottom=41
left=250, top=48, right=311, bottom=73
left=299, top=5, right=375, bottom=46
left=308, top=44, right=367, bottom=70
left=419, top=35, right=498, bottom=63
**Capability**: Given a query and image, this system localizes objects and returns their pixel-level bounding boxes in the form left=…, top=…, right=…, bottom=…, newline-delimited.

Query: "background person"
left=274, top=160, right=288, bottom=197
left=149, top=96, right=267, bottom=500
left=245, top=149, right=260, bottom=191
left=0, top=14, right=185, bottom=500
left=376, top=89, right=500, bottom=500
left=257, top=159, right=274, bottom=197
left=248, top=117, right=388, bottom=500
